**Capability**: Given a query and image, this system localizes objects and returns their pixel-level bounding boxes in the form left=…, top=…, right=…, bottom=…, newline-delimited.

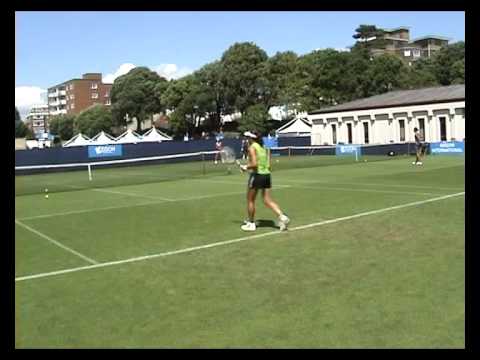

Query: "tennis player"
left=240, top=131, right=290, bottom=231
left=412, top=127, right=425, bottom=166
left=214, top=137, right=224, bottom=164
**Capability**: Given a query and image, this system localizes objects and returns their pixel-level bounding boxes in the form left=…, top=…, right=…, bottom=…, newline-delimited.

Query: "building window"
left=91, top=83, right=98, bottom=89
left=70, top=84, right=74, bottom=90
left=439, top=117, right=447, bottom=141
left=91, top=93, right=99, bottom=99
left=331, top=124, right=337, bottom=144
left=363, top=122, right=369, bottom=144
left=418, top=118, right=425, bottom=141
left=105, top=92, right=110, bottom=97
left=105, top=99, right=111, bottom=105
left=399, top=120, right=406, bottom=142
left=413, top=49, right=421, bottom=58
left=347, top=123, right=353, bottom=144
left=70, top=94, right=75, bottom=100
left=404, top=50, right=411, bottom=57
left=71, top=103, right=75, bottom=109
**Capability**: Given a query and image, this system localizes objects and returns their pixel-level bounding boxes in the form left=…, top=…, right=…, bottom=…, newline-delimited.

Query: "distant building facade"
left=25, top=104, right=50, bottom=138
left=360, top=26, right=450, bottom=64
left=308, top=85, right=465, bottom=146
left=48, top=73, right=112, bottom=116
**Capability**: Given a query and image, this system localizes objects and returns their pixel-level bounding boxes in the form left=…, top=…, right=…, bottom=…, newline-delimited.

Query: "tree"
left=264, top=51, right=301, bottom=116
left=352, top=25, right=386, bottom=50
left=364, top=54, right=411, bottom=95
left=15, top=107, right=27, bottom=138
left=237, top=104, right=270, bottom=134
left=110, top=67, right=168, bottom=130
left=48, top=114, right=75, bottom=140
left=74, top=105, right=113, bottom=138
left=220, top=42, right=269, bottom=115
left=430, top=41, right=465, bottom=85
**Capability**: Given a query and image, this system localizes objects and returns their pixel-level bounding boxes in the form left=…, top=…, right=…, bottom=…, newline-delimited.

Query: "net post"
left=355, top=147, right=359, bottom=162
left=288, top=147, right=291, bottom=157
left=88, top=163, right=92, bottom=181
left=202, top=152, right=206, bottom=175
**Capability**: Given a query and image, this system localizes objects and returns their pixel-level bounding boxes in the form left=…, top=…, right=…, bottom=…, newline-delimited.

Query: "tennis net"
left=15, top=143, right=410, bottom=196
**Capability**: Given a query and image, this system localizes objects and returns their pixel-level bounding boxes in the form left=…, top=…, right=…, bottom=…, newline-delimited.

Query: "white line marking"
left=91, top=188, right=175, bottom=202
left=15, top=192, right=464, bottom=282
left=291, top=185, right=441, bottom=196
left=279, top=179, right=464, bottom=191
left=15, top=219, right=98, bottom=265
left=17, top=190, right=249, bottom=221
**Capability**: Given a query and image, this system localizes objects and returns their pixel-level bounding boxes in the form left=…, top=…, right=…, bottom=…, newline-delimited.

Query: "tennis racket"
left=220, top=146, right=237, bottom=164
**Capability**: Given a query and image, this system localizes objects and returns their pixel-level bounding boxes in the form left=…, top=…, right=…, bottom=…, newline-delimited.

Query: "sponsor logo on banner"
left=88, top=144, right=123, bottom=158
left=430, top=141, right=464, bottom=154
left=336, top=145, right=361, bottom=156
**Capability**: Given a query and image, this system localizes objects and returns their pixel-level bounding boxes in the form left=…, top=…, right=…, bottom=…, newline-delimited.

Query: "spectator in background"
left=241, top=137, right=249, bottom=160
left=214, top=136, right=224, bottom=164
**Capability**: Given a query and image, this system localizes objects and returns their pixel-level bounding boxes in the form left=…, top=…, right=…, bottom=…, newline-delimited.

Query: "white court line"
left=15, top=192, right=464, bottom=282
left=291, top=185, right=441, bottom=196
left=15, top=219, right=98, bottom=265
left=91, top=188, right=175, bottom=202
left=17, top=190, right=250, bottom=221
left=279, top=179, right=464, bottom=191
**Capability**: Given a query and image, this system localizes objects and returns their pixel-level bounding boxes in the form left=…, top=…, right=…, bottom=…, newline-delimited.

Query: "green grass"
left=15, top=155, right=465, bottom=348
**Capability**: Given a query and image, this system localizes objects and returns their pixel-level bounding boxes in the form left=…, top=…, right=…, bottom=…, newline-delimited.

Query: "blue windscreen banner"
left=263, top=136, right=278, bottom=149
left=335, top=144, right=362, bottom=156
left=429, top=141, right=464, bottom=155
left=88, top=144, right=123, bottom=158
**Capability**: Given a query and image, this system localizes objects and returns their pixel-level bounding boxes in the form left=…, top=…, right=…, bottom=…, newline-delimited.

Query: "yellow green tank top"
left=251, top=142, right=270, bottom=174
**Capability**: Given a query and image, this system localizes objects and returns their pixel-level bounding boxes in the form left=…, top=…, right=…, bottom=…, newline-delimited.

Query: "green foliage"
left=352, top=24, right=386, bottom=50
left=48, top=114, right=76, bottom=140
left=15, top=107, right=27, bottom=138
left=237, top=104, right=270, bottom=134
left=110, top=67, right=168, bottom=130
left=74, top=105, right=113, bottom=138
left=220, top=42, right=269, bottom=114
left=430, top=42, right=465, bottom=85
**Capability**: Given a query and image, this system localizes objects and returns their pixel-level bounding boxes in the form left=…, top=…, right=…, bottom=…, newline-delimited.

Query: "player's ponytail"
left=253, top=131, right=264, bottom=147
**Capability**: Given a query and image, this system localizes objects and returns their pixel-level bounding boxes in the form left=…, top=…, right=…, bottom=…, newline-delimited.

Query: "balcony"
left=59, top=90, right=67, bottom=96
left=49, top=100, right=60, bottom=106
left=60, top=99, right=67, bottom=105
left=48, top=91, right=59, bottom=98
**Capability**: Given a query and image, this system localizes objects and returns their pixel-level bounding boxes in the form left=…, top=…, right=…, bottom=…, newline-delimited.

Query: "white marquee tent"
left=115, top=128, right=143, bottom=144
left=275, top=117, right=312, bottom=137
left=62, top=133, right=91, bottom=147
left=141, top=127, right=172, bottom=142
left=89, top=131, right=117, bottom=145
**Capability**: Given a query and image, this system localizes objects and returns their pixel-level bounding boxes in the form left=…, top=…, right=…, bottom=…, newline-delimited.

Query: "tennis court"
left=15, top=152, right=465, bottom=348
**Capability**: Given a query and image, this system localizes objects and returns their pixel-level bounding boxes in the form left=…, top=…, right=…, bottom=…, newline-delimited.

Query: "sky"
left=15, top=11, right=465, bottom=118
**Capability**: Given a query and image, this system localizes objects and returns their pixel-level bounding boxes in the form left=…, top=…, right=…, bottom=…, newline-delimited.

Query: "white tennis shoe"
left=278, top=214, right=290, bottom=231
left=241, top=221, right=256, bottom=231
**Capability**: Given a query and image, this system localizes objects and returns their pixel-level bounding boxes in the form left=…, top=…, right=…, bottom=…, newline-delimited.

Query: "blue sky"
left=15, top=11, right=465, bottom=117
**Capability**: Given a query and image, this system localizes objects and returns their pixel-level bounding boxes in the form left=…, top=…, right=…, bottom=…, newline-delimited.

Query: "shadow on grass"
left=234, top=219, right=278, bottom=229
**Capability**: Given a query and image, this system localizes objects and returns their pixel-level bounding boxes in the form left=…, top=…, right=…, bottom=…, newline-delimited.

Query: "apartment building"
left=25, top=104, right=50, bottom=138
left=48, top=73, right=112, bottom=116
left=364, top=27, right=450, bottom=63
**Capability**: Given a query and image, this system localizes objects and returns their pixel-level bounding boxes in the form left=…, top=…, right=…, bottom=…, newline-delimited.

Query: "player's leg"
left=261, top=177, right=289, bottom=230
left=241, top=188, right=258, bottom=231
left=413, top=146, right=421, bottom=164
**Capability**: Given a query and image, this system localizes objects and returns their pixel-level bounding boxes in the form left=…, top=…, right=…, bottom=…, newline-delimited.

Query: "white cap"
left=243, top=131, right=257, bottom=139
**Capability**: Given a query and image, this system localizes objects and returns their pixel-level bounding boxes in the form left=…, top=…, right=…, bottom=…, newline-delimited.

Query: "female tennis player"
left=240, top=131, right=290, bottom=231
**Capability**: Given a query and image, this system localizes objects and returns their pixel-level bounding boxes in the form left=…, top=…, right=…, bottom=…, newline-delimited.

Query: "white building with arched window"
left=308, top=85, right=465, bottom=146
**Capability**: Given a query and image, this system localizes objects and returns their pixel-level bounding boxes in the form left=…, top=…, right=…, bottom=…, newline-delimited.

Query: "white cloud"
left=154, top=63, right=193, bottom=80
left=103, top=63, right=137, bottom=84
left=15, top=86, right=47, bottom=120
